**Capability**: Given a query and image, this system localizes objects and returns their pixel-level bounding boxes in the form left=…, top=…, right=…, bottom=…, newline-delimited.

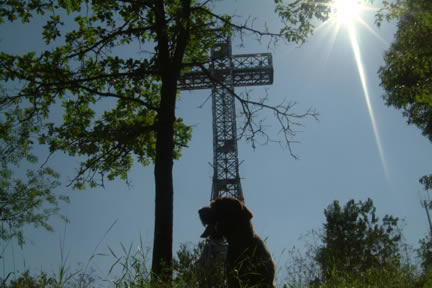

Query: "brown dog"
left=199, top=197, right=276, bottom=288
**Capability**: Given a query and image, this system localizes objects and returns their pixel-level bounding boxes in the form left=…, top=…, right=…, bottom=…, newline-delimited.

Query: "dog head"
left=198, top=206, right=221, bottom=239
left=198, top=197, right=253, bottom=239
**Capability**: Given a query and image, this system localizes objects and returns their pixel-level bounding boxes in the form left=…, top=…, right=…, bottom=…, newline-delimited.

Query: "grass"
left=2, top=240, right=432, bottom=288
left=2, top=222, right=431, bottom=288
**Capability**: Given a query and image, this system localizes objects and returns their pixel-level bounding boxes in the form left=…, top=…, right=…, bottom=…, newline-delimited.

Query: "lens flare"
left=346, top=23, right=390, bottom=180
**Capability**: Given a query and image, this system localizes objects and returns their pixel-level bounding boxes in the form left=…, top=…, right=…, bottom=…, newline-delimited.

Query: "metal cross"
left=178, top=37, right=273, bottom=201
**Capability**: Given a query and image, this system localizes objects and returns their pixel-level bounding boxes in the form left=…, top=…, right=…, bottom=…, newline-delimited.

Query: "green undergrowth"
left=2, top=241, right=432, bottom=288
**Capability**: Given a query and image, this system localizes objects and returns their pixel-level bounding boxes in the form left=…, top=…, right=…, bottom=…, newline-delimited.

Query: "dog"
left=199, top=197, right=276, bottom=288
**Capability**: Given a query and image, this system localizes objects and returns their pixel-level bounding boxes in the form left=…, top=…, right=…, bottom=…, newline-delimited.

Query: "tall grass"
left=107, top=237, right=152, bottom=287
left=1, top=240, right=431, bottom=288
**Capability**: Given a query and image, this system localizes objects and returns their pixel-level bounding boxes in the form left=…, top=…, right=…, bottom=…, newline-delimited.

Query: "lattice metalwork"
left=178, top=54, right=273, bottom=90
left=179, top=37, right=273, bottom=201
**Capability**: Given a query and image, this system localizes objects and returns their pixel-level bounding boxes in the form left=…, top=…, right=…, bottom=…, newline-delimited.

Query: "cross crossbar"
left=178, top=53, right=273, bottom=90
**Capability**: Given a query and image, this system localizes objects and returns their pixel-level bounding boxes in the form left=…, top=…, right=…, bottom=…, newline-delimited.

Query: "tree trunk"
left=152, top=75, right=177, bottom=283
left=151, top=1, right=191, bottom=284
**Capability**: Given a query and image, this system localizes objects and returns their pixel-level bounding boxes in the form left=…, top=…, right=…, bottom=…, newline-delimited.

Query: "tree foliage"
left=315, top=198, right=401, bottom=282
left=418, top=235, right=432, bottom=273
left=0, top=90, right=68, bottom=247
left=274, top=0, right=332, bottom=44
left=1, top=0, right=203, bottom=189
left=378, top=0, right=432, bottom=142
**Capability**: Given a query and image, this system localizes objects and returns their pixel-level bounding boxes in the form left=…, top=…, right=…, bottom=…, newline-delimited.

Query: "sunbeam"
left=347, top=23, right=390, bottom=180
left=357, top=17, right=389, bottom=46
left=324, top=0, right=391, bottom=180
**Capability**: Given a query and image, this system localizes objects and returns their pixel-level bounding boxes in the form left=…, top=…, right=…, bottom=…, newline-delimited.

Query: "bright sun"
left=332, top=0, right=361, bottom=25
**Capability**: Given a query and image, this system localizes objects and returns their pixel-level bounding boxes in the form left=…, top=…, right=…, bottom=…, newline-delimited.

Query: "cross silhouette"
left=178, top=37, right=273, bottom=201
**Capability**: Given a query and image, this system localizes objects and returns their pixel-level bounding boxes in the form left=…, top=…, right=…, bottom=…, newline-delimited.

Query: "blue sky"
left=1, top=0, right=431, bottom=284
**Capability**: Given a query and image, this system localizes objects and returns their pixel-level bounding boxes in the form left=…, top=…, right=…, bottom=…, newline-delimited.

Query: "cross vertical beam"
left=210, top=37, right=243, bottom=200
left=178, top=37, right=273, bottom=201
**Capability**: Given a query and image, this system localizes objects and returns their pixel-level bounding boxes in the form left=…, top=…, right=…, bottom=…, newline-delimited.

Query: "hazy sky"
left=2, top=0, right=431, bottom=284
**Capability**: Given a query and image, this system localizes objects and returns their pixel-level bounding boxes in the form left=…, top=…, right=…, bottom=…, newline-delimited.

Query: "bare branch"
left=195, top=63, right=318, bottom=158
left=195, top=6, right=284, bottom=45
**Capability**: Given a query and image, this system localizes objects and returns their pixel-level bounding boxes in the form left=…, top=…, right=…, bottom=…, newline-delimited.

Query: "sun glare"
left=332, top=0, right=361, bottom=25
left=321, top=0, right=391, bottom=180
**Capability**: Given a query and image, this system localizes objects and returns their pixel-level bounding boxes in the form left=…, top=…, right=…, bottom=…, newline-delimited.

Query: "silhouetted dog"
left=199, top=197, right=276, bottom=288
